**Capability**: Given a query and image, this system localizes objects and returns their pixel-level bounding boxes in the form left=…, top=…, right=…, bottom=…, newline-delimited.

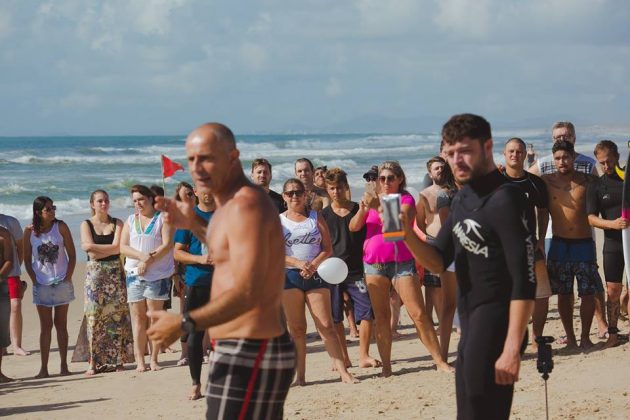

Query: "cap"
left=362, top=165, right=378, bottom=181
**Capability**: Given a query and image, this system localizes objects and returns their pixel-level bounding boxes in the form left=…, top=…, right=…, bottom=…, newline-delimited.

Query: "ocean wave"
left=0, top=196, right=133, bottom=221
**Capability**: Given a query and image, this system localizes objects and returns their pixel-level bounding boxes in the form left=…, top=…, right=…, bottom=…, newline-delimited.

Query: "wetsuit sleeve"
left=531, top=174, right=549, bottom=209
left=585, top=177, right=600, bottom=216
left=491, top=186, right=536, bottom=300
left=433, top=211, right=455, bottom=268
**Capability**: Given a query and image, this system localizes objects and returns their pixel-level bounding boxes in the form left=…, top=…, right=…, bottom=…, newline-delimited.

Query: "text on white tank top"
left=281, top=210, right=322, bottom=266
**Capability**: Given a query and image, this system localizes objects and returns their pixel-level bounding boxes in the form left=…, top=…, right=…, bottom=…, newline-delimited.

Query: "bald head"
left=186, top=122, right=236, bottom=152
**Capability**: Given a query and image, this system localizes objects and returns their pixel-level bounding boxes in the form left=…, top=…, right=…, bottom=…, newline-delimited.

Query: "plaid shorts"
left=205, top=331, right=295, bottom=420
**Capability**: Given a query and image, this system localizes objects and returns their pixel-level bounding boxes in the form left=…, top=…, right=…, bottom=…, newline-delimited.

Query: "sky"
left=0, top=0, right=629, bottom=136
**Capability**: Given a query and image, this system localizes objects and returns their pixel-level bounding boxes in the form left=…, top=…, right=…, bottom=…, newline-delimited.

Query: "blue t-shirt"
left=174, top=207, right=214, bottom=287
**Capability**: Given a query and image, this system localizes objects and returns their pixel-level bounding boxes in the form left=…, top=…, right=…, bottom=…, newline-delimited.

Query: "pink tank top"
left=363, top=193, right=415, bottom=264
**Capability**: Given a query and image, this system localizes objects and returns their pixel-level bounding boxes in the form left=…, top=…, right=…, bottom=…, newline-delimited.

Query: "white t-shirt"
left=0, top=214, right=22, bottom=277
left=280, top=210, right=322, bottom=266
left=124, top=212, right=174, bottom=281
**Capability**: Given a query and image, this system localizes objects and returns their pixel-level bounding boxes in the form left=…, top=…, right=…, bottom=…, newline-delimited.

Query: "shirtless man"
left=541, top=140, right=604, bottom=349
left=295, top=158, right=330, bottom=211
left=148, top=123, right=295, bottom=419
left=586, top=140, right=629, bottom=347
left=502, top=138, right=551, bottom=347
left=416, top=156, right=457, bottom=362
left=250, top=158, right=284, bottom=213
left=0, top=227, right=15, bottom=383
left=529, top=121, right=607, bottom=338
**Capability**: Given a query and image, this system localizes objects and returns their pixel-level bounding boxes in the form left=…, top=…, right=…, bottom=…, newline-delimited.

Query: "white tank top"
left=124, top=212, right=174, bottom=281
left=280, top=210, right=322, bottom=266
left=30, top=222, right=69, bottom=285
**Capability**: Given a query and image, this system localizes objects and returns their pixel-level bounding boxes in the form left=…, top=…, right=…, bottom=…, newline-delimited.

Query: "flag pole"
left=160, top=155, right=166, bottom=195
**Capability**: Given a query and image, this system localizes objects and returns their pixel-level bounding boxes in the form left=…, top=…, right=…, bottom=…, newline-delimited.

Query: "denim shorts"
left=126, top=276, right=172, bottom=303
left=284, top=269, right=327, bottom=292
left=363, top=259, right=417, bottom=281
left=32, top=281, right=75, bottom=307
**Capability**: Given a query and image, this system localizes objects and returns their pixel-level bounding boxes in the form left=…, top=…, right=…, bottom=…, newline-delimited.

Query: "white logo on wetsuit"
left=453, top=219, right=489, bottom=258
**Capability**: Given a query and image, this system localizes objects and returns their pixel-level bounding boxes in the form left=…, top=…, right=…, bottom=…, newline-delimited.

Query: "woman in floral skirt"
left=80, top=189, right=133, bottom=375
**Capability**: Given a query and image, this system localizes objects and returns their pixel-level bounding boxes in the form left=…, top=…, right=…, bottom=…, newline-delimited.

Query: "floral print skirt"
left=72, top=259, right=134, bottom=366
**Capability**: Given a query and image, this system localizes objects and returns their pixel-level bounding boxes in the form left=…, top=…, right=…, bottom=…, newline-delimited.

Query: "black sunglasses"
left=43, top=205, right=57, bottom=212
left=284, top=190, right=305, bottom=198
left=379, top=175, right=397, bottom=183
left=364, top=174, right=377, bottom=182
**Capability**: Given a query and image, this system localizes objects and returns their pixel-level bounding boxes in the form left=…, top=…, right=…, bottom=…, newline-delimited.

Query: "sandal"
left=556, top=336, right=568, bottom=345
left=176, top=358, right=188, bottom=367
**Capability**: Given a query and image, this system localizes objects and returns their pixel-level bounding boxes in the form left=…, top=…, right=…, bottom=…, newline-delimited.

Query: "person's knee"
left=288, top=323, right=307, bottom=339
left=10, top=299, right=21, bottom=313
left=607, top=284, right=622, bottom=300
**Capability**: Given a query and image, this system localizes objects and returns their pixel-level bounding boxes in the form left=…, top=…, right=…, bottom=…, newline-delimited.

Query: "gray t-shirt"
left=0, top=214, right=22, bottom=276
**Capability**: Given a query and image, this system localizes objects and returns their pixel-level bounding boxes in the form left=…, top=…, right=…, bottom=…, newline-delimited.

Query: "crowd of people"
left=0, top=117, right=627, bottom=419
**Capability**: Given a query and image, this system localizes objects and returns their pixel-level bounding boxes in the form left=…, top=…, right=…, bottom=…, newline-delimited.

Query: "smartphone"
left=381, top=193, right=404, bottom=242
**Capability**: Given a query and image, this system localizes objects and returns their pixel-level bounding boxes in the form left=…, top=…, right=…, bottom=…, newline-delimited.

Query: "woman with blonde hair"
left=350, top=161, right=451, bottom=377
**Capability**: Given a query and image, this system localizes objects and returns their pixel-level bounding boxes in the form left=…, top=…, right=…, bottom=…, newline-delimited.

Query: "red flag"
left=161, top=154, right=184, bottom=178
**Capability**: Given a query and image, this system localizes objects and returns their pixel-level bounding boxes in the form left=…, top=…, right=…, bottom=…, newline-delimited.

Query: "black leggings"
left=183, top=284, right=211, bottom=385
left=456, top=303, right=515, bottom=420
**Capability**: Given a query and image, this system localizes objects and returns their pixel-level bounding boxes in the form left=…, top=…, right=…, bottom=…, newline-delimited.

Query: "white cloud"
left=0, top=10, right=12, bottom=40
left=325, top=77, right=342, bottom=97
left=240, top=42, right=268, bottom=71
left=59, top=93, right=100, bottom=110
left=434, top=0, right=491, bottom=39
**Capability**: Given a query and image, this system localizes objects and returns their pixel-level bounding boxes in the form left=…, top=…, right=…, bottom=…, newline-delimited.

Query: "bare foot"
left=85, top=366, right=97, bottom=376
left=563, top=337, right=578, bottom=350
left=150, top=361, right=161, bottom=371
left=60, top=364, right=71, bottom=376
left=379, top=366, right=392, bottom=378
left=359, top=357, right=382, bottom=368
left=189, top=384, right=202, bottom=400
left=391, top=331, right=403, bottom=340
left=115, top=365, right=125, bottom=372
left=580, top=337, right=594, bottom=350
left=602, top=332, right=619, bottom=348
left=436, top=362, right=455, bottom=373
left=340, top=371, right=360, bottom=384
left=13, top=347, right=30, bottom=356
left=34, top=369, right=49, bottom=379
left=0, top=373, right=15, bottom=383
left=349, top=330, right=359, bottom=339
left=291, top=378, right=306, bottom=387
left=597, top=324, right=609, bottom=340
left=136, top=364, right=149, bottom=372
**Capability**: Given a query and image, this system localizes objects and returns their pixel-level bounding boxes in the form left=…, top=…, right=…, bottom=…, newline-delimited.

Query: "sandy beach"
left=2, top=229, right=629, bottom=419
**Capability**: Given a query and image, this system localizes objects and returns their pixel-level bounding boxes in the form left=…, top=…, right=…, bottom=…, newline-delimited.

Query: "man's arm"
left=495, top=300, right=534, bottom=385
left=402, top=210, right=452, bottom=274
left=0, top=229, right=14, bottom=279
left=492, top=187, right=536, bottom=384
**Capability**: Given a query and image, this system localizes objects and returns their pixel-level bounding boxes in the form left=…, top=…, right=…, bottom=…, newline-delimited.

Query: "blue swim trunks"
left=547, top=237, right=604, bottom=296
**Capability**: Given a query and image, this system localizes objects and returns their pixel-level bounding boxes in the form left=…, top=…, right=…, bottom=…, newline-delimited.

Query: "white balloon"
left=317, top=257, right=348, bottom=285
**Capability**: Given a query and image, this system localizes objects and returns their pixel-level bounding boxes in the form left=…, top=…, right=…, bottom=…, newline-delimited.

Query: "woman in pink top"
left=350, top=161, right=450, bottom=377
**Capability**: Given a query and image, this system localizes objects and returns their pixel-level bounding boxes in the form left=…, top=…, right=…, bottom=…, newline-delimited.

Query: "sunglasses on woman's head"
left=284, top=190, right=305, bottom=197
left=379, top=175, right=396, bottom=183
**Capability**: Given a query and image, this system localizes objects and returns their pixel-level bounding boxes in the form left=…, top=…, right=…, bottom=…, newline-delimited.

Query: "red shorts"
left=8, top=276, right=23, bottom=299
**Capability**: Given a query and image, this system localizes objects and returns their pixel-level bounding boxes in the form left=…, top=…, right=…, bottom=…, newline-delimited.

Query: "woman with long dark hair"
left=24, top=196, right=76, bottom=378
left=79, top=189, right=133, bottom=375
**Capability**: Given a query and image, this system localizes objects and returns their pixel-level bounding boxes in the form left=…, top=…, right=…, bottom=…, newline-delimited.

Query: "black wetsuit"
left=501, top=170, right=548, bottom=240
left=434, top=169, right=536, bottom=420
left=268, top=189, right=285, bottom=213
left=586, top=172, right=624, bottom=282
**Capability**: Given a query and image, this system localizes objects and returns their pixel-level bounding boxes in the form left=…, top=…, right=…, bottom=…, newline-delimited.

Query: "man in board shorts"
left=148, top=123, right=295, bottom=419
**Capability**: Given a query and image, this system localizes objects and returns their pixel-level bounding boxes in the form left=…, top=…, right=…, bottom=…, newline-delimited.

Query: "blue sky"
left=1, top=0, right=629, bottom=135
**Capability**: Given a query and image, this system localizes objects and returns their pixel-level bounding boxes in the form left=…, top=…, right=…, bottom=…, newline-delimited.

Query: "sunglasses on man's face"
left=284, top=190, right=305, bottom=198
left=379, top=175, right=397, bottom=183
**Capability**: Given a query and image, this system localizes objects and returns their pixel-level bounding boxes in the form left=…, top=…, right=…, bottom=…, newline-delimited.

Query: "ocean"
left=1, top=127, right=627, bottom=260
